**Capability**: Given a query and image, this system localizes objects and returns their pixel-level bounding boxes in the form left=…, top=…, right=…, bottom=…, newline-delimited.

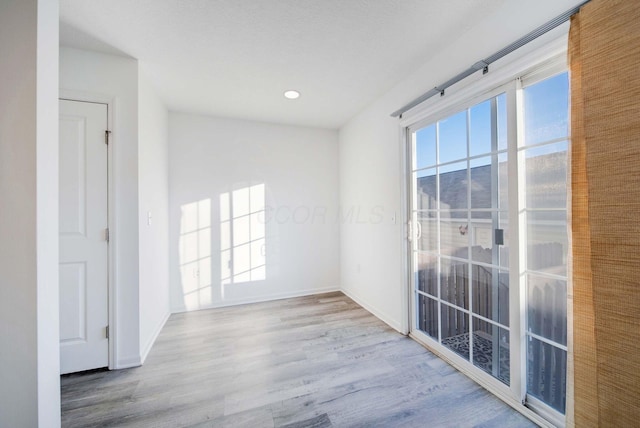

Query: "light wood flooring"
left=61, top=292, right=536, bottom=427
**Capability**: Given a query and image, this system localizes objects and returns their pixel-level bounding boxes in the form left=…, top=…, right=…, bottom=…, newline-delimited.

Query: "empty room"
left=1, top=0, right=639, bottom=427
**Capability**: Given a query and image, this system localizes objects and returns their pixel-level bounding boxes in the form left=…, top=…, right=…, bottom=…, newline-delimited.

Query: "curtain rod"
left=390, top=1, right=590, bottom=118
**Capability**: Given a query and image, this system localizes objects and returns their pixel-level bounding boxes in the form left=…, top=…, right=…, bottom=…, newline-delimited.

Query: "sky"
left=414, top=72, right=569, bottom=172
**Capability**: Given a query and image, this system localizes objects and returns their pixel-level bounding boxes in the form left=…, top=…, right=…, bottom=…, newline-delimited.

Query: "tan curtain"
left=569, top=1, right=640, bottom=426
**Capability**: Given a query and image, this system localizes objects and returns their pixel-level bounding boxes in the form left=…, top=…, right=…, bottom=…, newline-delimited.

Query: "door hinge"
left=105, top=227, right=110, bottom=242
left=105, top=130, right=111, bottom=145
left=106, top=325, right=109, bottom=339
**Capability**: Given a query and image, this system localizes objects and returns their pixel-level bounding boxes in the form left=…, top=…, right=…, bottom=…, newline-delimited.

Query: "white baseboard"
left=340, top=287, right=405, bottom=334
left=115, top=355, right=142, bottom=369
left=171, top=286, right=340, bottom=314
left=140, top=310, right=170, bottom=365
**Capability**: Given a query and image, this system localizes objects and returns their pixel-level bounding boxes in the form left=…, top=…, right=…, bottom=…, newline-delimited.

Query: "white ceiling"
left=60, top=0, right=511, bottom=129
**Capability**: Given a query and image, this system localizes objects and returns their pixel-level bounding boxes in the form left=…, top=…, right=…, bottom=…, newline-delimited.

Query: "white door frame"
left=59, top=90, right=116, bottom=370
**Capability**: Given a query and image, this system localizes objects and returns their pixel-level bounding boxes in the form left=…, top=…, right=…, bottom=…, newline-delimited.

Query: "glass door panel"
left=411, top=93, right=510, bottom=386
left=417, top=293, right=438, bottom=339
left=438, top=111, right=467, bottom=163
left=441, top=303, right=470, bottom=359
left=415, top=252, right=437, bottom=296
left=472, top=318, right=510, bottom=384
left=440, top=257, right=468, bottom=309
left=521, top=73, right=569, bottom=414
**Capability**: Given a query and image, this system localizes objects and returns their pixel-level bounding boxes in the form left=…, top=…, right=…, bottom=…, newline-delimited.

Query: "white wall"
left=138, top=69, right=171, bottom=362
left=338, top=0, right=584, bottom=333
left=60, top=47, right=141, bottom=367
left=339, top=101, right=405, bottom=331
left=169, top=113, right=339, bottom=312
left=0, top=0, right=60, bottom=426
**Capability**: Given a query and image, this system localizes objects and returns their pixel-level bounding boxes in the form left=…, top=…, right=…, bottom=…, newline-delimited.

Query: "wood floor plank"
left=61, top=292, right=535, bottom=427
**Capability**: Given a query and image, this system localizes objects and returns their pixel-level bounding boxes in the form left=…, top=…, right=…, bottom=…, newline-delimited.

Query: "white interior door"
left=59, top=99, right=109, bottom=374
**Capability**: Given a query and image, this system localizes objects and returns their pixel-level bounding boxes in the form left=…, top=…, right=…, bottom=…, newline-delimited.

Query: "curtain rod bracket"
left=472, top=60, right=489, bottom=71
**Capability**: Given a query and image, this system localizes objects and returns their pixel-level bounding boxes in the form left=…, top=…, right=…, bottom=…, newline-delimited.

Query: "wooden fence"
left=417, top=263, right=507, bottom=339
left=527, top=276, right=567, bottom=412
left=416, top=243, right=567, bottom=411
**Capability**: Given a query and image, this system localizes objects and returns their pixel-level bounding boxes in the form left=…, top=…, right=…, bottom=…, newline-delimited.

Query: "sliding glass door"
left=521, top=72, right=569, bottom=415
left=408, top=70, right=569, bottom=423
left=411, top=91, right=511, bottom=383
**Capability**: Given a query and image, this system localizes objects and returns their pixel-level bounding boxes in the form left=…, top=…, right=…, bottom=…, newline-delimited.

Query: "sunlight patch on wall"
left=179, top=199, right=212, bottom=310
left=220, top=184, right=266, bottom=287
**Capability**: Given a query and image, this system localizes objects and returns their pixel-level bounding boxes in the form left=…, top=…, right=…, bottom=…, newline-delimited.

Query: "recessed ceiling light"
left=284, top=90, right=300, bottom=100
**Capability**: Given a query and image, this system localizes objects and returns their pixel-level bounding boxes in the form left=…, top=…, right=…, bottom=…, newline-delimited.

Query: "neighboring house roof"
left=417, top=151, right=566, bottom=214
